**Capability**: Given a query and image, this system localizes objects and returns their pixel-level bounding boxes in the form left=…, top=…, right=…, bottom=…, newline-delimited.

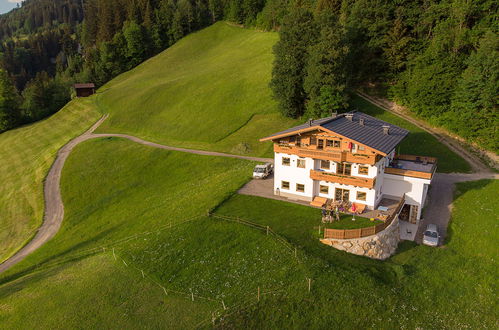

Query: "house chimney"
left=359, top=118, right=365, bottom=126
left=308, top=118, right=313, bottom=127
left=382, top=125, right=390, bottom=135
left=345, top=114, right=353, bottom=121
left=331, top=111, right=338, bottom=118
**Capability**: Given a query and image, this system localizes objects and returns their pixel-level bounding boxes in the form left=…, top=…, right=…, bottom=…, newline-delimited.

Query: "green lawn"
left=351, top=96, right=471, bottom=173
left=0, top=138, right=306, bottom=328
left=95, top=22, right=299, bottom=158
left=213, top=183, right=498, bottom=328
left=0, top=98, right=100, bottom=262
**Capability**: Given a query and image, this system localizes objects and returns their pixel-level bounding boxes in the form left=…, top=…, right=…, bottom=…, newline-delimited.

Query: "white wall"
left=274, top=153, right=315, bottom=200
left=382, top=174, right=431, bottom=219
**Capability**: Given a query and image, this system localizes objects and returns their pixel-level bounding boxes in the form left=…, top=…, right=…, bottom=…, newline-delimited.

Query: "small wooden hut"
left=74, top=83, right=95, bottom=97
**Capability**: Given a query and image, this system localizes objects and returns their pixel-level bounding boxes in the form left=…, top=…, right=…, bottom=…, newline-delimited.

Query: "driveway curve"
left=0, top=115, right=272, bottom=273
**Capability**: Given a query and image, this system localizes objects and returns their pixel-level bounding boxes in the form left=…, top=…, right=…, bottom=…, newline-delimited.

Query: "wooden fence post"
left=308, top=278, right=311, bottom=292
left=266, top=226, right=269, bottom=235
left=257, top=287, right=260, bottom=302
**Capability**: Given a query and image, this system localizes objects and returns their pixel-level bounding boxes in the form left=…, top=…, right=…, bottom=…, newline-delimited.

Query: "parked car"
left=422, top=224, right=440, bottom=246
left=253, top=163, right=273, bottom=179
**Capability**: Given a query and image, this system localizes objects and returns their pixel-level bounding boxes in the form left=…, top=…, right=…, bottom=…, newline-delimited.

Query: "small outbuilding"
left=73, top=83, right=95, bottom=97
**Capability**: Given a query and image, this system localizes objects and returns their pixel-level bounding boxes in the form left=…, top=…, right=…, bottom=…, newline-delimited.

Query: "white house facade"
left=261, top=112, right=436, bottom=222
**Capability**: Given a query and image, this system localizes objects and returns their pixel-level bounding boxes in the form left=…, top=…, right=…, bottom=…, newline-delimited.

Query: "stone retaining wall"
left=321, top=217, right=400, bottom=260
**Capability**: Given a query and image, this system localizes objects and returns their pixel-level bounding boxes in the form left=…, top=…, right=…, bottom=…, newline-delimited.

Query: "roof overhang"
left=260, top=126, right=390, bottom=157
left=259, top=126, right=327, bottom=142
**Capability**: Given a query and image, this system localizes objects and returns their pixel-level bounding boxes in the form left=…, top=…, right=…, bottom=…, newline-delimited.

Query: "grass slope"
left=0, top=139, right=305, bottom=328
left=94, top=22, right=469, bottom=171
left=96, top=22, right=298, bottom=157
left=0, top=98, right=100, bottom=262
left=214, top=182, right=498, bottom=328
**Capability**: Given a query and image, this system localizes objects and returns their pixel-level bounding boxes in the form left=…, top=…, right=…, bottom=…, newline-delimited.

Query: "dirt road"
left=356, top=91, right=498, bottom=243
left=0, top=115, right=272, bottom=274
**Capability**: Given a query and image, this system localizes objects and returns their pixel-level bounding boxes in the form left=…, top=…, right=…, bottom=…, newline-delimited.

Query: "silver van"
left=253, top=163, right=273, bottom=179
left=422, top=224, right=440, bottom=246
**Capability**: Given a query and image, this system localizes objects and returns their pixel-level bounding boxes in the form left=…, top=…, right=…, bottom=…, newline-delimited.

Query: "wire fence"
left=5, top=211, right=314, bottom=327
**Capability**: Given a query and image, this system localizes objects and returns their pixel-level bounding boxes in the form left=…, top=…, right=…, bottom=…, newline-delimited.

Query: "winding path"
left=0, top=115, right=272, bottom=273
left=1, top=96, right=497, bottom=273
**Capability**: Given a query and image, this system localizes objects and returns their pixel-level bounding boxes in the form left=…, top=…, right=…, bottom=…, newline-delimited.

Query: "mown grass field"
left=214, top=182, right=498, bottom=328
left=93, top=22, right=470, bottom=172
left=95, top=22, right=299, bottom=157
left=0, top=139, right=306, bottom=328
left=0, top=98, right=100, bottom=262
left=0, top=139, right=496, bottom=328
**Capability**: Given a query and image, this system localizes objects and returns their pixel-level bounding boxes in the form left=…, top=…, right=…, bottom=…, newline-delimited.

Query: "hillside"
left=0, top=22, right=495, bottom=328
left=0, top=99, right=99, bottom=262
left=96, top=22, right=299, bottom=157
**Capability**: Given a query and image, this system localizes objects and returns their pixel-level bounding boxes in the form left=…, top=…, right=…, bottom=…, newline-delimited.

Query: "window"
left=327, top=139, right=341, bottom=148
left=281, top=181, right=290, bottom=189
left=296, top=136, right=301, bottom=147
left=358, top=165, right=369, bottom=175
left=289, top=136, right=296, bottom=143
left=317, top=139, right=324, bottom=150
left=357, top=191, right=367, bottom=201
left=310, top=136, right=317, bottom=145
left=320, top=160, right=330, bottom=170
left=337, top=163, right=352, bottom=175
left=297, top=158, right=306, bottom=168
left=282, top=157, right=290, bottom=166
left=358, top=145, right=365, bottom=151
left=335, top=188, right=350, bottom=201
left=296, top=184, right=305, bottom=192
left=320, top=185, right=329, bottom=194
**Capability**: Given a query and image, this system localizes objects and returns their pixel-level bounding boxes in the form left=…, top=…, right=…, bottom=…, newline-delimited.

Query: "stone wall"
left=321, top=217, right=400, bottom=260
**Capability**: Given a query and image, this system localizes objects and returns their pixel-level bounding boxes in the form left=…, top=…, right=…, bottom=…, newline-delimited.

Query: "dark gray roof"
left=262, top=111, right=408, bottom=154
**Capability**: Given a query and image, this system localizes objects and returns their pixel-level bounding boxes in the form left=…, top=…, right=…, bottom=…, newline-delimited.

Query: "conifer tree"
left=304, top=12, right=349, bottom=118
left=0, top=69, right=20, bottom=132
left=270, top=7, right=316, bottom=118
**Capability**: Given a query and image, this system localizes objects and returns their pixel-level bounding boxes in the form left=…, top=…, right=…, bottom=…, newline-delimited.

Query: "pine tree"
left=0, top=69, right=20, bottom=132
left=270, top=7, right=316, bottom=118
left=449, top=31, right=499, bottom=151
left=304, top=13, right=349, bottom=118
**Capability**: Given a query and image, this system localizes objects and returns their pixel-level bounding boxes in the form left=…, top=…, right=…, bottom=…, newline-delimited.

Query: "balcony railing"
left=274, top=144, right=377, bottom=165
left=385, top=154, right=437, bottom=180
left=310, top=170, right=375, bottom=189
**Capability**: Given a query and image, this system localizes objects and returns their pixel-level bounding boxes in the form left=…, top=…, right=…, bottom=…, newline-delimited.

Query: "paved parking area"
left=238, top=174, right=312, bottom=207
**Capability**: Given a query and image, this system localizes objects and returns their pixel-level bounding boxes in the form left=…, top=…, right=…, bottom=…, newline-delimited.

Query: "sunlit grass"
left=0, top=98, right=100, bottom=262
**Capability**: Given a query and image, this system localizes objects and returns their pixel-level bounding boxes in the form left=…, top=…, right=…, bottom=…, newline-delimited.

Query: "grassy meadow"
left=0, top=98, right=100, bottom=262
left=95, top=22, right=299, bottom=157
left=0, top=135, right=495, bottom=328
left=213, top=181, right=498, bottom=328
left=0, top=138, right=306, bottom=328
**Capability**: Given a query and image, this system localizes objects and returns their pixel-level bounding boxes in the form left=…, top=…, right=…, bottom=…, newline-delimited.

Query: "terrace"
left=385, top=154, right=437, bottom=180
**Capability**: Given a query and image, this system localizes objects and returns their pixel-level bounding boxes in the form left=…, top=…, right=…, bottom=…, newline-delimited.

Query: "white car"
left=422, top=224, right=440, bottom=246
left=253, top=163, right=273, bottom=179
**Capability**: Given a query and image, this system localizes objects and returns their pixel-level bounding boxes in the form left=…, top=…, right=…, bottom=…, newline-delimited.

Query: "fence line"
left=209, top=214, right=297, bottom=255
left=20, top=214, right=206, bottom=275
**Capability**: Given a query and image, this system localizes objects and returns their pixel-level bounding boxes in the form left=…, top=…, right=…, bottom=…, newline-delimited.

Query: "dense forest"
left=0, top=0, right=497, bottom=153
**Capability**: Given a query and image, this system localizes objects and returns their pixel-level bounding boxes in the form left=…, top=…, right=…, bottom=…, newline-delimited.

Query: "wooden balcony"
left=310, top=170, right=375, bottom=189
left=274, top=144, right=377, bottom=165
left=385, top=154, right=437, bottom=180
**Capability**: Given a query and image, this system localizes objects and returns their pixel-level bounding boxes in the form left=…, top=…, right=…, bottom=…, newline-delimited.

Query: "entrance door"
left=335, top=188, right=350, bottom=201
